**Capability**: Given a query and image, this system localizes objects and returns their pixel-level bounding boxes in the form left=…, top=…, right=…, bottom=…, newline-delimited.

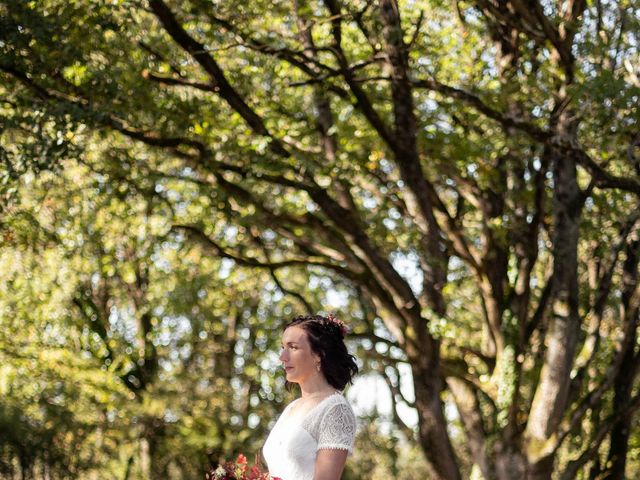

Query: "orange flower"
left=204, top=453, right=280, bottom=480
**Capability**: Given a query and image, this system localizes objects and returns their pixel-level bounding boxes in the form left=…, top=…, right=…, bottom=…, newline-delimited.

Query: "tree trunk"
left=603, top=238, right=640, bottom=479
left=122, top=454, right=134, bottom=480
left=604, top=359, right=636, bottom=480
left=42, top=450, right=51, bottom=480
left=447, top=377, right=494, bottom=479
left=140, top=436, right=151, bottom=480
left=494, top=447, right=527, bottom=480
left=407, top=326, right=462, bottom=480
left=525, top=117, right=582, bottom=479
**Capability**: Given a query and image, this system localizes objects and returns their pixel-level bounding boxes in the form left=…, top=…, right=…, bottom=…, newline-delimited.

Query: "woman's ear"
left=312, top=351, right=322, bottom=364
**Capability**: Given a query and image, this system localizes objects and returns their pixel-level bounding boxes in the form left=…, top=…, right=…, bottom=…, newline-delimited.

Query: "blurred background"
left=1, top=0, right=639, bottom=479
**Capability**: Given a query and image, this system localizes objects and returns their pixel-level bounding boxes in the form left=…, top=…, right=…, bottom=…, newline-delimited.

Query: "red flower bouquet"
left=204, top=454, right=281, bottom=480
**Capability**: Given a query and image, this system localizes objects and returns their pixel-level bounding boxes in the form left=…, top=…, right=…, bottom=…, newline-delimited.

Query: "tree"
left=2, top=0, right=639, bottom=478
left=0, top=158, right=303, bottom=478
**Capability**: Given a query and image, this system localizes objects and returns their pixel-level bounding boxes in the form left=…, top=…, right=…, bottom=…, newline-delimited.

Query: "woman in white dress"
left=263, top=314, right=359, bottom=480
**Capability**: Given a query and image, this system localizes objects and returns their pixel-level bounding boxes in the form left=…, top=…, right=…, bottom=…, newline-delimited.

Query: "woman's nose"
left=279, top=349, right=287, bottom=361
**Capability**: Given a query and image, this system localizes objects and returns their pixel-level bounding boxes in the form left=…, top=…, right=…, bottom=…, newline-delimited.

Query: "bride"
left=263, top=314, right=359, bottom=480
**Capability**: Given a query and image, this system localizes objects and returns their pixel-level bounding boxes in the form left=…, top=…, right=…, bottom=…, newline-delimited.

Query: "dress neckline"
left=283, top=391, right=341, bottom=424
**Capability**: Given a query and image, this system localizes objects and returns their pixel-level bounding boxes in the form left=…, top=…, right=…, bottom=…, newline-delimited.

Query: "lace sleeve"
left=316, top=403, right=357, bottom=453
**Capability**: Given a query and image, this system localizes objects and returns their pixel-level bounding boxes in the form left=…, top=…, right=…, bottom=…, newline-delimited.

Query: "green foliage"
left=1, top=0, right=639, bottom=478
left=0, top=157, right=310, bottom=478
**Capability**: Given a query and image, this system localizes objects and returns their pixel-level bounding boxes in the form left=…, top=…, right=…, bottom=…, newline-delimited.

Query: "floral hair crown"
left=325, top=313, right=348, bottom=337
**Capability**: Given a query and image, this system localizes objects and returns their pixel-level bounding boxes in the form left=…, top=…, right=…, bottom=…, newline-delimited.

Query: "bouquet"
left=204, top=453, right=281, bottom=480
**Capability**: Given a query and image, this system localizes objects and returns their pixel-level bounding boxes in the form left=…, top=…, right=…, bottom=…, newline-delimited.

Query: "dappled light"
left=1, top=0, right=639, bottom=479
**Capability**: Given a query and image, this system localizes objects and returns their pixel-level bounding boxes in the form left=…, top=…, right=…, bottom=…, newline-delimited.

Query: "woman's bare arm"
left=313, top=449, right=349, bottom=480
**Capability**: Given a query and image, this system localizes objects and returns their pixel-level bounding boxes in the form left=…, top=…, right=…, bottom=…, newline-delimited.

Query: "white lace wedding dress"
left=262, top=392, right=356, bottom=480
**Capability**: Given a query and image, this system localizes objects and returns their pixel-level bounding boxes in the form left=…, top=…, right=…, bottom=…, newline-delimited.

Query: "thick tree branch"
left=554, top=299, right=640, bottom=455
left=307, top=186, right=420, bottom=324
left=378, top=0, right=451, bottom=316
left=148, top=0, right=290, bottom=158
left=142, top=71, right=217, bottom=92
left=320, top=1, right=397, bottom=150
left=0, top=63, right=208, bottom=158
left=447, top=377, right=493, bottom=479
left=415, top=76, right=640, bottom=197
left=563, top=143, right=640, bottom=194
left=570, top=211, right=640, bottom=403
left=378, top=363, right=418, bottom=441
left=171, top=224, right=346, bottom=273
left=559, top=391, right=640, bottom=480
left=251, top=233, right=316, bottom=313
left=413, top=78, right=549, bottom=141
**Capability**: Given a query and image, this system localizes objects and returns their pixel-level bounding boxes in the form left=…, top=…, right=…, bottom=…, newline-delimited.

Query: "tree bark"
left=603, top=237, right=640, bottom=479
left=408, top=335, right=462, bottom=480
left=373, top=3, right=461, bottom=474
left=525, top=114, right=583, bottom=479
left=140, top=436, right=151, bottom=480
left=447, top=378, right=494, bottom=479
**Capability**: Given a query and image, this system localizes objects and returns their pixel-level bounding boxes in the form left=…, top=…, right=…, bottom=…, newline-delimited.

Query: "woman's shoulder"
left=315, top=392, right=356, bottom=426
left=323, top=391, right=351, bottom=408
left=301, top=392, right=356, bottom=440
left=316, top=393, right=357, bottom=450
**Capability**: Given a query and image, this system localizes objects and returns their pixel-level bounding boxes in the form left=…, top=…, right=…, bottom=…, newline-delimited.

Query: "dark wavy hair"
left=284, top=314, right=358, bottom=391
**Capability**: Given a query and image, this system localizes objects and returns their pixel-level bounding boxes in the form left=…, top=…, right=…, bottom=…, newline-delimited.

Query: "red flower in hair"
left=326, top=313, right=348, bottom=336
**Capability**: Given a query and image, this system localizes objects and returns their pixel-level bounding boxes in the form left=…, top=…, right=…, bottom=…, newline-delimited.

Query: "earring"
left=316, top=363, right=321, bottom=372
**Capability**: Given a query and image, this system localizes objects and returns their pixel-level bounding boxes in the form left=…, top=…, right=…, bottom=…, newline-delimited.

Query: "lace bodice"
left=262, top=392, right=356, bottom=480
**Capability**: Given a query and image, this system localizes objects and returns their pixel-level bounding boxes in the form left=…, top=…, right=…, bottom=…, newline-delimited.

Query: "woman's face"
left=279, top=326, right=320, bottom=384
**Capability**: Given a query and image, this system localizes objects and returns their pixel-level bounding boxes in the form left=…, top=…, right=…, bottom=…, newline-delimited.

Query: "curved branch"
left=148, top=0, right=291, bottom=158
left=171, top=224, right=346, bottom=273
left=559, top=391, right=640, bottom=480
left=412, top=78, right=549, bottom=141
